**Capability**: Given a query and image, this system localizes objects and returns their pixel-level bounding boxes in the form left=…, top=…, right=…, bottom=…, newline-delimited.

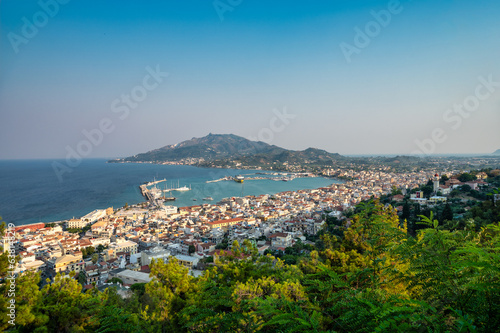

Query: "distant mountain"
left=109, top=133, right=342, bottom=166
left=493, top=149, right=500, bottom=155
left=382, top=156, right=421, bottom=164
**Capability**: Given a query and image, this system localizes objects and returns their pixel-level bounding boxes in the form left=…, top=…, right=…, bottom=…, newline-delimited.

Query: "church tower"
left=433, top=173, right=440, bottom=193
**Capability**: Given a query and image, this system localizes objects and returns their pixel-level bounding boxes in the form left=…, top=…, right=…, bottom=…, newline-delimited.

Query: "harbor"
left=3, top=160, right=336, bottom=226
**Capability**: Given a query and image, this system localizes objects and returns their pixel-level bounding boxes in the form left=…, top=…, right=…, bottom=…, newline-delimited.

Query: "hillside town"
left=3, top=167, right=496, bottom=291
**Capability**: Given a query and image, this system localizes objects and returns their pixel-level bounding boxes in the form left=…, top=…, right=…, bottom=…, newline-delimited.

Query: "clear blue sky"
left=1, top=0, right=499, bottom=159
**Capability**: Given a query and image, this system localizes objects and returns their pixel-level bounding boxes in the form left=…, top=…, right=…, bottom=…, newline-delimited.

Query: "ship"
left=234, top=175, right=244, bottom=183
left=174, top=185, right=190, bottom=192
left=171, top=180, right=191, bottom=192
left=203, top=197, right=213, bottom=201
left=150, top=186, right=163, bottom=199
left=161, top=196, right=176, bottom=201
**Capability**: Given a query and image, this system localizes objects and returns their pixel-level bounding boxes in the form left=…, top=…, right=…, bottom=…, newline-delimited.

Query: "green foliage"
left=391, top=185, right=402, bottom=196
left=108, top=277, right=124, bottom=286
left=458, top=173, right=476, bottom=182
left=420, top=185, right=434, bottom=198
left=440, top=203, right=454, bottom=223
left=96, top=244, right=106, bottom=254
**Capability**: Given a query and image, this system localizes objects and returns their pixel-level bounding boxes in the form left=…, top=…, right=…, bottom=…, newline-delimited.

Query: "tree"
left=391, top=186, right=402, bottom=196
left=440, top=174, right=449, bottom=183
left=402, top=201, right=410, bottom=221
left=231, top=240, right=242, bottom=258
left=458, top=173, right=475, bottom=182
left=96, top=244, right=105, bottom=254
left=108, top=277, right=124, bottom=285
left=78, top=271, right=87, bottom=286
left=19, top=272, right=101, bottom=332
left=144, top=257, right=195, bottom=331
left=188, top=245, right=196, bottom=255
left=92, top=253, right=99, bottom=264
left=440, top=203, right=453, bottom=223
left=460, top=184, right=472, bottom=193
left=421, top=185, right=434, bottom=198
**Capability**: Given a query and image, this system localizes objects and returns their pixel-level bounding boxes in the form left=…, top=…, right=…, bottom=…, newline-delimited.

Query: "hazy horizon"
left=1, top=0, right=499, bottom=159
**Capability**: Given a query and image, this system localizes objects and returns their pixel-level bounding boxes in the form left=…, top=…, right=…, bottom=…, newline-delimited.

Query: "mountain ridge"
left=109, top=133, right=342, bottom=166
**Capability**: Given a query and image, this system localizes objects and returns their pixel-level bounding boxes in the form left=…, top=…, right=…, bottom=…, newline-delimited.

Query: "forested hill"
left=1, top=200, right=499, bottom=332
left=108, top=133, right=343, bottom=165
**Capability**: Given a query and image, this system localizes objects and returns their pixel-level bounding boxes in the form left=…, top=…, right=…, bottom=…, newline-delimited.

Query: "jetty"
left=145, top=178, right=166, bottom=186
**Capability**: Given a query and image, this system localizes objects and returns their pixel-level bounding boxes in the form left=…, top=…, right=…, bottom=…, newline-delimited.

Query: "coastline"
left=2, top=160, right=338, bottom=226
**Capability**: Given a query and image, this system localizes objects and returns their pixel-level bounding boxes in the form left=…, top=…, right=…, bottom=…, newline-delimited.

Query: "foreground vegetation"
left=1, top=199, right=499, bottom=332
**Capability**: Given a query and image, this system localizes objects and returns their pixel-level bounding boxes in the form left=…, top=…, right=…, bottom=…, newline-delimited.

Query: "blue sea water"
left=0, top=159, right=339, bottom=226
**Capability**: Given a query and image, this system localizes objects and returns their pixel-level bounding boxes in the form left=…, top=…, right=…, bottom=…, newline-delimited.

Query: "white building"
left=81, top=209, right=107, bottom=223
left=109, top=239, right=138, bottom=255
left=110, top=269, right=152, bottom=284
left=141, top=247, right=171, bottom=266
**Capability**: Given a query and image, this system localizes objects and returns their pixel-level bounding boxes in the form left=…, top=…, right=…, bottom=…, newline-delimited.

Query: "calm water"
left=0, top=159, right=339, bottom=226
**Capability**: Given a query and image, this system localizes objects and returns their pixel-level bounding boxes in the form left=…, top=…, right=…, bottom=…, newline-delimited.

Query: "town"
left=5, top=164, right=498, bottom=293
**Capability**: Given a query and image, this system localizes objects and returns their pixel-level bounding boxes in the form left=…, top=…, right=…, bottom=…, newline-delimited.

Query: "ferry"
left=234, top=175, right=244, bottom=183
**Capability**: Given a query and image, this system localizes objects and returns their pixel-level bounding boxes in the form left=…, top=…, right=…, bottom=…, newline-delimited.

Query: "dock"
left=145, top=178, right=166, bottom=186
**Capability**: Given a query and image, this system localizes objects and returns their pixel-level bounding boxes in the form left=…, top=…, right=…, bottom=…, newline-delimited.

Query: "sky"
left=0, top=0, right=499, bottom=159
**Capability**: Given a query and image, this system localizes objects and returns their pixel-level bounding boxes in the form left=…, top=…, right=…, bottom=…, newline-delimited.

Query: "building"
left=14, top=223, right=45, bottom=233
left=410, top=191, right=424, bottom=199
left=48, top=253, right=84, bottom=273
left=141, top=247, right=171, bottom=266
left=428, top=196, right=447, bottom=204
left=206, top=217, right=244, bottom=230
left=197, top=242, right=216, bottom=254
left=67, top=219, right=88, bottom=229
left=84, top=264, right=100, bottom=285
left=81, top=209, right=107, bottom=223
left=269, top=232, right=292, bottom=250
left=433, top=174, right=440, bottom=193
left=173, top=255, right=199, bottom=269
left=109, top=268, right=152, bottom=284
left=109, top=239, right=138, bottom=255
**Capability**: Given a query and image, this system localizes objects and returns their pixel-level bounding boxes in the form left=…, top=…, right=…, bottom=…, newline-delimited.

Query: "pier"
left=145, top=178, right=166, bottom=186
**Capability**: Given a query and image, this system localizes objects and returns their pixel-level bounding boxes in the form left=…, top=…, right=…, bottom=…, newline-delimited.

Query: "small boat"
left=203, top=197, right=213, bottom=201
left=192, top=198, right=197, bottom=201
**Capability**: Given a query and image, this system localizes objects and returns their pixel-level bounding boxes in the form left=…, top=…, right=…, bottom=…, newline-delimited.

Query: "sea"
left=0, top=159, right=340, bottom=226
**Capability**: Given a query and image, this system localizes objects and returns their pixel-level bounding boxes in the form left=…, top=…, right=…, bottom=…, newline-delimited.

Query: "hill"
left=493, top=149, right=500, bottom=155
left=109, top=133, right=343, bottom=166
